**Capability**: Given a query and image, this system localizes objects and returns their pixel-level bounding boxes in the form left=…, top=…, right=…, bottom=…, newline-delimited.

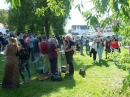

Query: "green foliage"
left=121, top=74, right=130, bottom=93
left=6, top=0, right=21, bottom=8
left=0, top=9, right=8, bottom=25
left=8, top=0, right=41, bottom=32
left=121, top=37, right=130, bottom=49
left=80, top=0, right=130, bottom=35
left=116, top=52, right=130, bottom=94
left=7, top=0, right=72, bottom=36
left=75, top=3, right=84, bottom=13
left=82, top=11, right=99, bottom=27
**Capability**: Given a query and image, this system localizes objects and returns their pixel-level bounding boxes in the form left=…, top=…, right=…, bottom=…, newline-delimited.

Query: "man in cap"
left=40, top=36, right=50, bottom=73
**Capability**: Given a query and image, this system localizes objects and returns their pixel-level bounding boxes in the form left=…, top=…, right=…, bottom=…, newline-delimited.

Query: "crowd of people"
left=78, top=35, right=120, bottom=63
left=0, top=31, right=75, bottom=88
left=0, top=30, right=121, bottom=88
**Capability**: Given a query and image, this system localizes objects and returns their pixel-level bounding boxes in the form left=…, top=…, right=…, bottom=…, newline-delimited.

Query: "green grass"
left=0, top=47, right=130, bottom=97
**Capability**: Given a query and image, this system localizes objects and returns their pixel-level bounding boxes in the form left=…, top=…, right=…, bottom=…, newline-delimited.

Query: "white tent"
left=0, top=23, right=6, bottom=34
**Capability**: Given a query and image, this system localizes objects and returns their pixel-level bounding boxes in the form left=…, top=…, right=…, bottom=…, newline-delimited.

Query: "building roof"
left=71, top=25, right=88, bottom=30
left=71, top=33, right=79, bottom=35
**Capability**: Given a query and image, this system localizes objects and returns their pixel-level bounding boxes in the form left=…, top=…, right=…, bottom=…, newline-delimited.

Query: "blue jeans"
left=19, top=59, right=31, bottom=80
left=30, top=48, right=34, bottom=61
left=97, top=48, right=103, bottom=60
left=34, top=52, right=40, bottom=65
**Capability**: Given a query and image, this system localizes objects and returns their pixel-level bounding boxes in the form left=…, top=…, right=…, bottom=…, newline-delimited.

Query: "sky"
left=0, top=0, right=10, bottom=9
left=65, top=0, right=94, bottom=30
left=0, top=0, right=94, bottom=30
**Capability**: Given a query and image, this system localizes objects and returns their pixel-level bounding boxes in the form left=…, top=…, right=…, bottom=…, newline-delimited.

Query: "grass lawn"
left=0, top=47, right=130, bottom=97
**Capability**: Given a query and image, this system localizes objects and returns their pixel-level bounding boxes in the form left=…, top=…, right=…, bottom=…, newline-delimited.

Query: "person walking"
left=90, top=39, right=97, bottom=63
left=18, top=39, right=31, bottom=84
left=85, top=37, right=90, bottom=55
left=110, top=37, right=120, bottom=62
left=104, top=36, right=111, bottom=59
left=97, top=39, right=104, bottom=63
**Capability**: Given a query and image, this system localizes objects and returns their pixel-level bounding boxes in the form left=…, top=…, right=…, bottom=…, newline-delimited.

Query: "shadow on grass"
left=95, top=60, right=109, bottom=67
left=79, top=73, right=86, bottom=78
left=0, top=73, right=76, bottom=97
left=73, top=58, right=110, bottom=72
left=0, top=59, right=76, bottom=97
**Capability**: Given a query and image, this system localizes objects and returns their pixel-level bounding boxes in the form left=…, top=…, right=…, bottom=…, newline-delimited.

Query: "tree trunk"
left=45, top=19, right=50, bottom=38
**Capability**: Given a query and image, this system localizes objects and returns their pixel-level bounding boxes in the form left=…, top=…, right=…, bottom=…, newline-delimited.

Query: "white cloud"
left=65, top=0, right=94, bottom=30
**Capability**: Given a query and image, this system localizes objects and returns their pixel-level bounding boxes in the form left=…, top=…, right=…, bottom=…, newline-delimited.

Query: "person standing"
left=0, top=32, right=4, bottom=51
left=48, top=38, right=59, bottom=74
left=18, top=39, right=31, bottom=84
left=2, top=37, right=20, bottom=88
left=80, top=36, right=84, bottom=55
left=110, top=37, right=119, bottom=61
left=25, top=34, right=30, bottom=47
left=65, top=34, right=74, bottom=75
left=104, top=36, right=111, bottom=59
left=16, top=32, right=22, bottom=41
left=97, top=39, right=104, bottom=63
left=90, top=39, right=97, bottom=63
left=40, top=36, right=50, bottom=73
left=54, top=36, right=59, bottom=48
left=33, top=34, right=41, bottom=67
left=29, top=34, right=35, bottom=61
left=85, top=37, right=90, bottom=55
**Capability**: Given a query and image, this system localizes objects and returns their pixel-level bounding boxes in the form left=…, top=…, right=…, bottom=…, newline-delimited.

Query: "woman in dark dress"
left=2, top=37, right=20, bottom=88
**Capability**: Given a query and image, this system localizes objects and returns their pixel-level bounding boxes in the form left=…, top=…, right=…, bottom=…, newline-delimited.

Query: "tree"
left=0, top=9, right=8, bottom=25
left=76, top=0, right=130, bottom=36
left=35, top=0, right=72, bottom=37
left=7, top=0, right=72, bottom=37
left=8, top=0, right=41, bottom=32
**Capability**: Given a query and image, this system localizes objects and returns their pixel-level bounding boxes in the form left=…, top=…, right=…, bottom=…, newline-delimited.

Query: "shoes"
left=20, top=82, right=26, bottom=85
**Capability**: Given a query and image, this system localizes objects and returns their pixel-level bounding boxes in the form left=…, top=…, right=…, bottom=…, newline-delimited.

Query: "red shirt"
left=110, top=41, right=119, bottom=49
left=40, top=41, right=48, bottom=54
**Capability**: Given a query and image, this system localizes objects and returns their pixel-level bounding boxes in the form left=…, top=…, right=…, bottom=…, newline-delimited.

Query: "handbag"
left=79, top=68, right=85, bottom=75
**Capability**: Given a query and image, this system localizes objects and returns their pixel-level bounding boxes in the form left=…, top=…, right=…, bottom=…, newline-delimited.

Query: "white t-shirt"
left=92, top=43, right=97, bottom=51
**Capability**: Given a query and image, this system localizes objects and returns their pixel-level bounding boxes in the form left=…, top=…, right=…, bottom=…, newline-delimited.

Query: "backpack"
left=50, top=73, right=63, bottom=81
left=19, top=46, right=29, bottom=60
left=79, top=68, right=85, bottom=75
